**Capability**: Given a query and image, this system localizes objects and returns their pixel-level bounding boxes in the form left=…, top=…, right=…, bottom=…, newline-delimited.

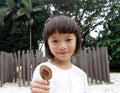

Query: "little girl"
left=31, top=15, right=88, bottom=93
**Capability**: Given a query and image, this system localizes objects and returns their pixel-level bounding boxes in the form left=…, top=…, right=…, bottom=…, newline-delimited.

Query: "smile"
left=58, top=52, right=68, bottom=54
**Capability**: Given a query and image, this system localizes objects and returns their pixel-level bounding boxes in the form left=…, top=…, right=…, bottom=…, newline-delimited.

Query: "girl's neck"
left=50, top=58, right=72, bottom=70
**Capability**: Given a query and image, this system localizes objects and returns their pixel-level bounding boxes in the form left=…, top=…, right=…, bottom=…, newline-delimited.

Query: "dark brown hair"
left=43, top=15, right=82, bottom=59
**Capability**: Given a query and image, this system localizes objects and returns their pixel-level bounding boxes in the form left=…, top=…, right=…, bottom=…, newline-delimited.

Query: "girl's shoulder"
left=72, top=65, right=87, bottom=77
left=36, top=61, right=50, bottom=67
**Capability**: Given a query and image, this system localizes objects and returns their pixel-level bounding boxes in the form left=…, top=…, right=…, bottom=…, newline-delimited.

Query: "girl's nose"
left=58, top=42, right=67, bottom=50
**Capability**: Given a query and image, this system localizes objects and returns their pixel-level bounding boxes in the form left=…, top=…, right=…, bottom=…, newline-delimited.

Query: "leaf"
left=12, top=8, right=26, bottom=20
left=0, top=16, right=4, bottom=25
left=0, top=7, right=10, bottom=16
left=6, top=0, right=14, bottom=8
left=21, top=0, right=32, bottom=12
left=32, top=6, right=42, bottom=12
left=17, top=8, right=27, bottom=16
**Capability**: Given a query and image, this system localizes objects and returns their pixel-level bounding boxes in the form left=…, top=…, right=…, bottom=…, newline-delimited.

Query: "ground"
left=0, top=73, right=120, bottom=93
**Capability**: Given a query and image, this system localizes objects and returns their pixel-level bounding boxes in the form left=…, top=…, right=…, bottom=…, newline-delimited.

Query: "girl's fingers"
left=31, top=87, right=49, bottom=93
left=34, top=79, right=49, bottom=85
left=31, top=82, right=50, bottom=90
left=31, top=79, right=50, bottom=93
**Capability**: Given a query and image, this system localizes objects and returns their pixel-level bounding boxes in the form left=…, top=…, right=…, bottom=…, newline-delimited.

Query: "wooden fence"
left=0, top=47, right=110, bottom=87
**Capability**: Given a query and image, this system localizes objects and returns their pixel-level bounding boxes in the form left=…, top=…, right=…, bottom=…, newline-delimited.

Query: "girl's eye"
left=52, top=40, right=58, bottom=43
left=66, top=39, right=72, bottom=42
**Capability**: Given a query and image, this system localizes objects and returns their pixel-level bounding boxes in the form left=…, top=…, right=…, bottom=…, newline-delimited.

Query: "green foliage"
left=40, top=0, right=113, bottom=48
left=0, top=0, right=49, bottom=53
left=21, top=0, right=32, bottom=12
left=6, top=0, right=14, bottom=8
left=0, top=0, right=119, bottom=55
left=93, top=3, right=120, bottom=64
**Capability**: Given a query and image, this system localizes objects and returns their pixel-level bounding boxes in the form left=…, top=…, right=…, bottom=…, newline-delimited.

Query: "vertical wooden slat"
left=11, top=53, right=14, bottom=82
left=7, top=54, right=10, bottom=82
left=76, top=52, right=82, bottom=69
left=87, top=50, right=93, bottom=83
left=30, top=50, right=34, bottom=81
left=105, top=47, right=110, bottom=82
left=39, top=51, right=43, bottom=63
left=96, top=47, right=102, bottom=83
left=14, top=53, right=18, bottom=83
left=32, top=51, right=37, bottom=72
left=22, top=50, right=26, bottom=86
left=93, top=48, right=98, bottom=82
left=8, top=54, right=12, bottom=82
left=0, top=52, right=4, bottom=87
left=27, top=50, right=30, bottom=85
left=100, top=47, right=106, bottom=82
left=0, top=52, right=2, bottom=87
left=80, top=51, right=85, bottom=70
left=103, top=47, right=108, bottom=82
left=18, top=51, right=21, bottom=86
left=103, top=47, right=110, bottom=82
left=71, top=56, right=76, bottom=64
left=83, top=49, right=88, bottom=76
left=36, top=50, right=40, bottom=65
left=4, top=53, right=7, bottom=83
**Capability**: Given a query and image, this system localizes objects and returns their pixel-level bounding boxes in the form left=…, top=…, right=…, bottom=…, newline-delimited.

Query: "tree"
left=0, top=0, right=50, bottom=53
left=93, top=2, right=120, bottom=68
left=0, top=0, right=118, bottom=53
left=37, top=0, right=113, bottom=48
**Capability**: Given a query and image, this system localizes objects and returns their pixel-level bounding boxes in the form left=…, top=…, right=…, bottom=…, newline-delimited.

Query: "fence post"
left=22, top=50, right=26, bottom=86
left=4, top=53, right=7, bottom=83
left=27, top=50, right=30, bottom=85
left=87, top=49, right=93, bottom=83
left=92, top=48, right=98, bottom=83
left=83, top=49, right=88, bottom=76
left=38, top=51, right=43, bottom=64
left=96, top=47, right=102, bottom=83
left=14, top=53, right=18, bottom=83
left=0, top=52, right=4, bottom=87
left=100, top=47, right=106, bottom=82
left=104, top=47, right=110, bottom=82
left=10, top=53, right=14, bottom=82
left=0, top=52, right=2, bottom=87
left=18, top=51, right=22, bottom=86
left=30, top=50, right=34, bottom=81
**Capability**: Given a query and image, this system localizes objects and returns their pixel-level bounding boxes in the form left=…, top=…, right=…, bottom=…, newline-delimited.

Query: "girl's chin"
left=54, top=57, right=70, bottom=62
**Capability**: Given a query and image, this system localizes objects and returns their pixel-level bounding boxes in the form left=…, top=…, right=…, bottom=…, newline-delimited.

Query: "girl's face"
left=48, top=31, right=76, bottom=62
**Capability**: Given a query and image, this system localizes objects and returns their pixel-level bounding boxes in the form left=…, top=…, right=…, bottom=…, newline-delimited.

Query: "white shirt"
left=32, top=61, right=88, bottom=93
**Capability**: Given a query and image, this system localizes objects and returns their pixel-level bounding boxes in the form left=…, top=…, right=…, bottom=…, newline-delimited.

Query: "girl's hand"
left=31, top=79, right=50, bottom=93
